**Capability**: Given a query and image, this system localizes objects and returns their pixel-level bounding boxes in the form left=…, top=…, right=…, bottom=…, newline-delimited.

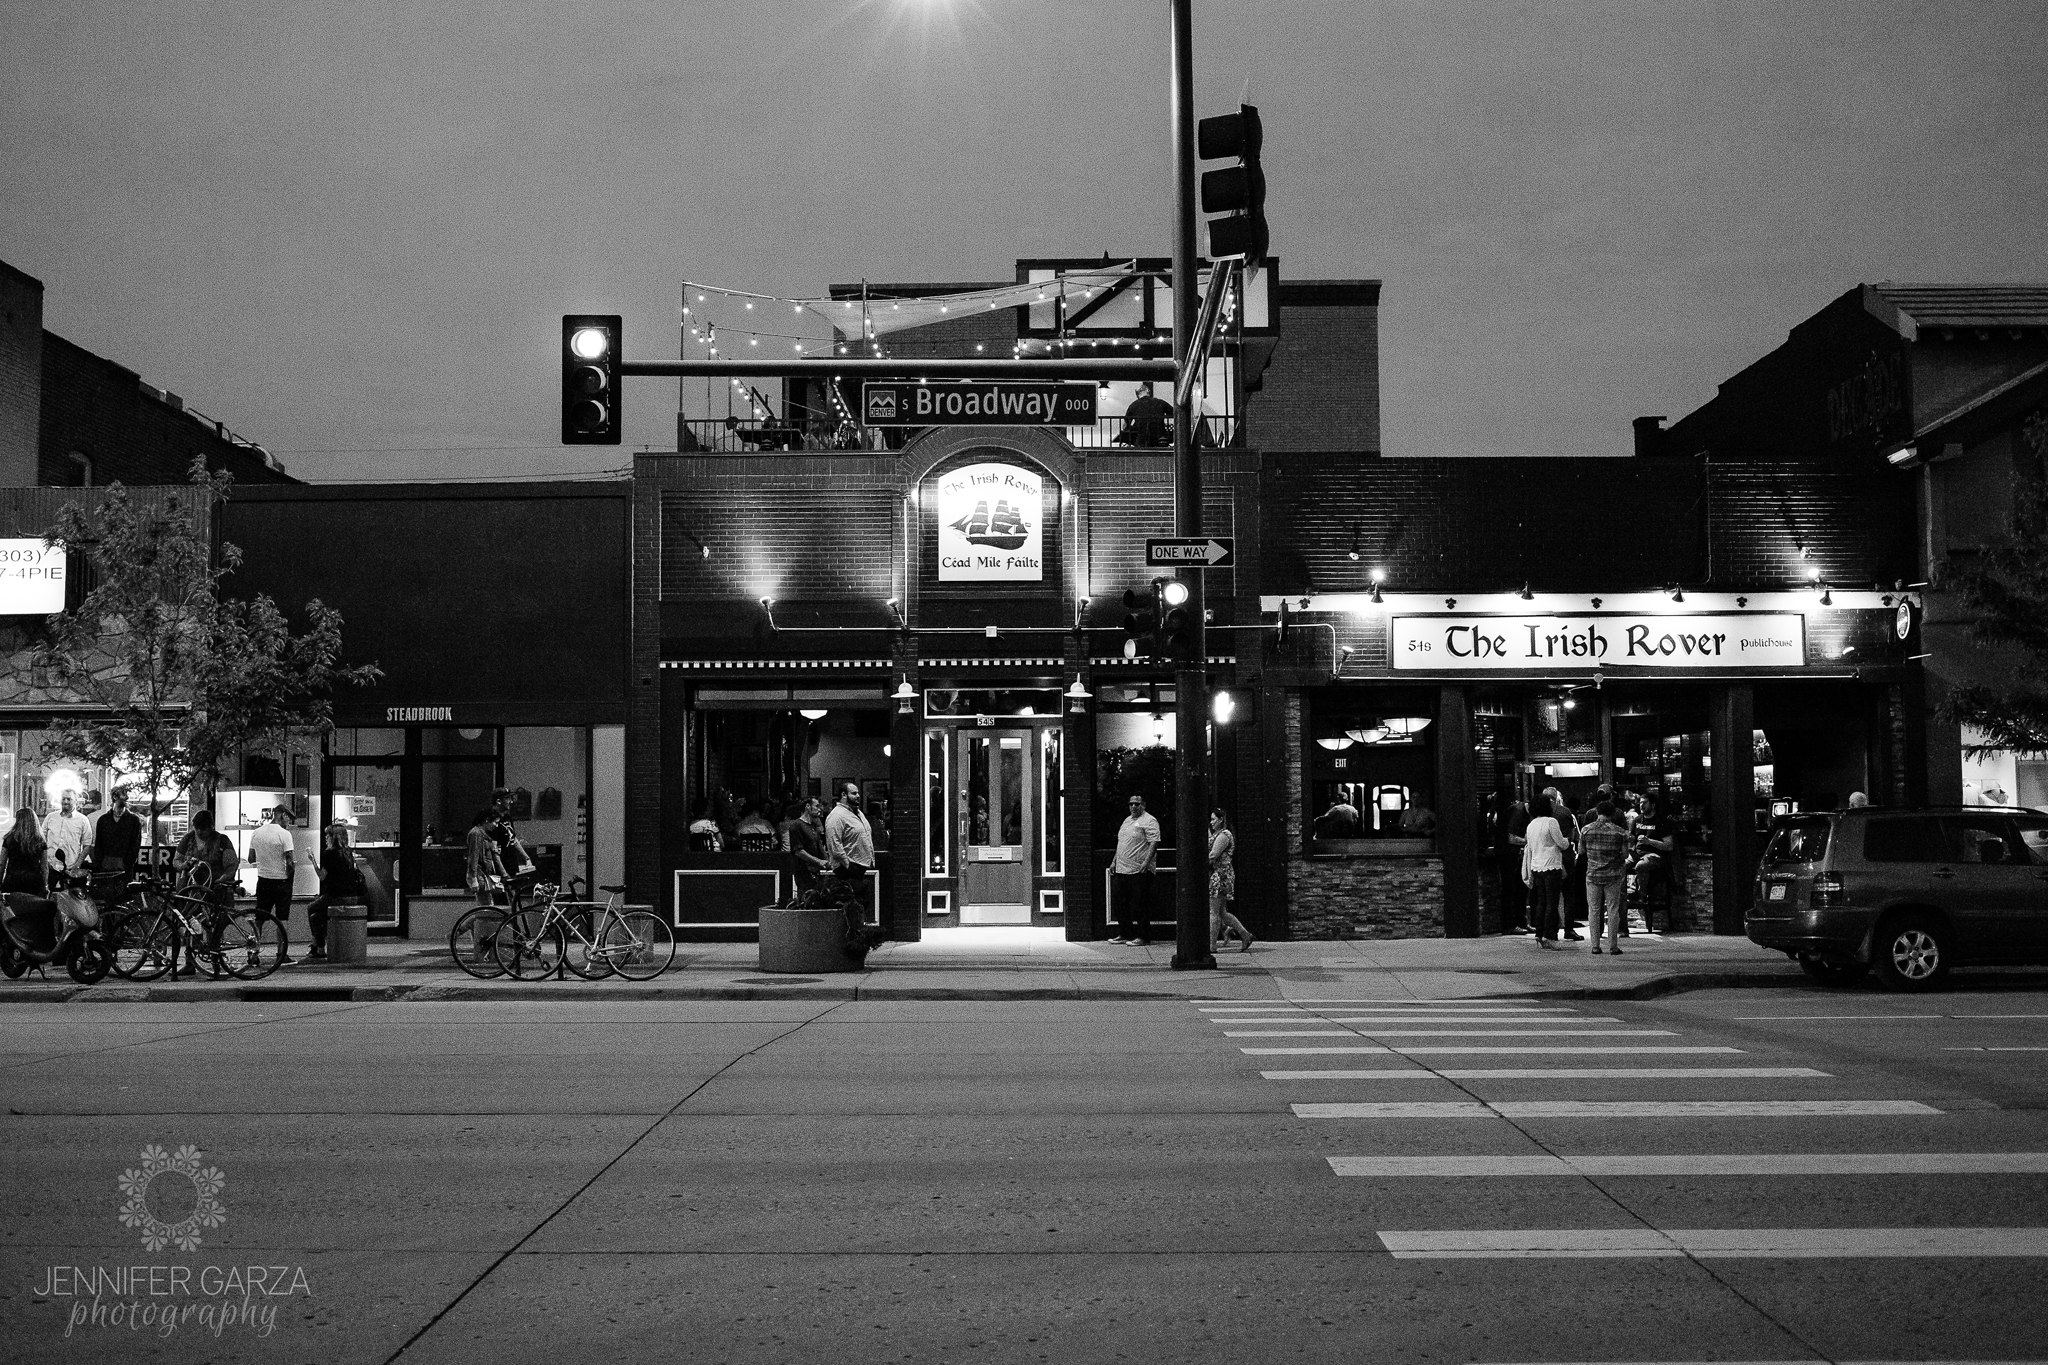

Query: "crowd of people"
left=1484, top=783, right=1678, bottom=951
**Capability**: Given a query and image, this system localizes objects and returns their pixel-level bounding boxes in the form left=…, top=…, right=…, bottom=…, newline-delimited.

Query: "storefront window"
left=1961, top=724, right=2048, bottom=809
left=1308, top=690, right=1436, bottom=849
left=1041, top=728, right=1064, bottom=875
left=925, top=728, right=950, bottom=875
left=1095, top=704, right=1176, bottom=850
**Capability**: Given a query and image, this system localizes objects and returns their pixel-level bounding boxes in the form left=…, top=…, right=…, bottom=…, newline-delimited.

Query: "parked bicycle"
left=491, top=877, right=675, bottom=982
left=103, top=865, right=286, bottom=982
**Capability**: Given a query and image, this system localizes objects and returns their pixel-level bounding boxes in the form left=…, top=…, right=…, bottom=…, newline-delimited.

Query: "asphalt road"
left=5, top=983, right=2047, bottom=1364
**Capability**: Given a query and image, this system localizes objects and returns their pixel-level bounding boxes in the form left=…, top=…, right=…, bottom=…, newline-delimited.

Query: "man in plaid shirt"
left=1578, top=801, right=1631, bottom=954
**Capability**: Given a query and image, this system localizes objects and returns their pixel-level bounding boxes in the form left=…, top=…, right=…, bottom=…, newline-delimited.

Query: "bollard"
left=326, top=902, right=370, bottom=966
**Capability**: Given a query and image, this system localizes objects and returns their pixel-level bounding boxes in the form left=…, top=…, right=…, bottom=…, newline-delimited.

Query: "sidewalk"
left=6, top=927, right=1808, bottom=1003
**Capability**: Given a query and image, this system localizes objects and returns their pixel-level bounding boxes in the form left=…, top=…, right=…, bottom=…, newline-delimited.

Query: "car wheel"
left=1798, top=953, right=1869, bottom=986
left=1873, top=915, right=1950, bottom=992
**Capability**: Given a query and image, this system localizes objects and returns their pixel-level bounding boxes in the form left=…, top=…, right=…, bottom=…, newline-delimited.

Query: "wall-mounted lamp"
left=1380, top=716, right=1432, bottom=738
left=1315, top=735, right=1356, bottom=752
left=1669, top=585, right=1684, bottom=603
left=1562, top=696, right=1577, bottom=711
left=893, top=677, right=918, bottom=714
left=1345, top=724, right=1387, bottom=745
left=1369, top=581, right=1383, bottom=604
left=1805, top=565, right=1821, bottom=582
left=1065, top=676, right=1091, bottom=713
left=885, top=596, right=905, bottom=629
left=1517, top=582, right=1534, bottom=601
left=799, top=708, right=829, bottom=721
left=1819, top=583, right=1833, bottom=606
left=1347, top=525, right=1362, bottom=562
left=759, top=597, right=777, bottom=629
left=1369, top=567, right=1385, bottom=604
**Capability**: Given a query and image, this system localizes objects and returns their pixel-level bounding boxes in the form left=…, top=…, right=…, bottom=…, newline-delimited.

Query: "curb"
left=10, top=967, right=1810, bottom=1004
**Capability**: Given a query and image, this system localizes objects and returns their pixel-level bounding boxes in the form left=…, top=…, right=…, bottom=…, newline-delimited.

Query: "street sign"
left=1145, top=537, right=1235, bottom=568
left=861, top=381, right=1096, bottom=427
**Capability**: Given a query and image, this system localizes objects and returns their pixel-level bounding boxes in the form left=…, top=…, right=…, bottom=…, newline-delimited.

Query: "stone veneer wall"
left=1284, top=693, right=1446, bottom=939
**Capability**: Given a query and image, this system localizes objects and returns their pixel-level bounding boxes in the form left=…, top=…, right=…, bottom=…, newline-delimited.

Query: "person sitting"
left=734, top=801, right=778, bottom=851
left=1115, top=383, right=1173, bottom=448
left=1314, top=798, right=1362, bottom=839
left=687, top=797, right=723, bottom=853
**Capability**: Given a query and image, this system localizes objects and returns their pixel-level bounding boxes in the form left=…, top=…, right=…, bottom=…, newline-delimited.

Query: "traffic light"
left=562, top=315, right=622, bottom=444
left=1197, top=104, right=1267, bottom=268
left=1122, top=581, right=1163, bottom=661
left=1159, top=577, right=1197, bottom=661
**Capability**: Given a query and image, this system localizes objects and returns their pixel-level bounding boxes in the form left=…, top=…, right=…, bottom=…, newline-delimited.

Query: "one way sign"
left=1145, top=537, right=1236, bottom=568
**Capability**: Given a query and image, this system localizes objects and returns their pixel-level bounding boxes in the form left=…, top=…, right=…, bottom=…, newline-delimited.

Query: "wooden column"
left=1437, top=685, right=1479, bottom=938
left=1709, top=683, right=1756, bottom=936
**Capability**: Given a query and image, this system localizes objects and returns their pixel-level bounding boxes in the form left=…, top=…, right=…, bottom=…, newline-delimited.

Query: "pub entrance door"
left=959, top=729, right=1033, bottom=923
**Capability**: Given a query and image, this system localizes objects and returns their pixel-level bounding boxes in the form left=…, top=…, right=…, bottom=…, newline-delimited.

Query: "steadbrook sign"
left=1390, top=613, right=1807, bottom=671
left=863, top=382, right=1097, bottom=427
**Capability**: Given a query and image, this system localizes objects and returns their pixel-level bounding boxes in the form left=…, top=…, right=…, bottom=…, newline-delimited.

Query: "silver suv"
left=1747, top=806, right=2048, bottom=991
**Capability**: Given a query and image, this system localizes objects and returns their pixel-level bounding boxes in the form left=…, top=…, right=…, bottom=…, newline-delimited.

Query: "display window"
left=1960, top=724, right=2048, bottom=810
left=1307, top=689, right=1437, bottom=851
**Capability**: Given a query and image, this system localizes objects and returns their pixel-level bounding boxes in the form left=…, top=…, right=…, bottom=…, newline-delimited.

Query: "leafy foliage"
left=33, top=457, right=381, bottom=838
left=1943, top=467, right=2048, bottom=757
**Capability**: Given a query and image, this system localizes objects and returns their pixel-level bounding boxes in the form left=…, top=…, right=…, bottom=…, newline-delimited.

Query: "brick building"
left=1, top=258, right=293, bottom=489
left=633, top=259, right=1921, bottom=947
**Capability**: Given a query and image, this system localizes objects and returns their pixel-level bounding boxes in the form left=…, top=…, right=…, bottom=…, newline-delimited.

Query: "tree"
left=33, top=457, right=381, bottom=853
left=1942, top=465, right=2048, bottom=757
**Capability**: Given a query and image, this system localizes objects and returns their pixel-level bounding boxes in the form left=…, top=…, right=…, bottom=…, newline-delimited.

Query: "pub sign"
left=935, top=462, right=1044, bottom=583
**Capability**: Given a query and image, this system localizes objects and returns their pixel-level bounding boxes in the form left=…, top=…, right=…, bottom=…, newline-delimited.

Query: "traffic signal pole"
left=1168, top=0, right=1215, bottom=972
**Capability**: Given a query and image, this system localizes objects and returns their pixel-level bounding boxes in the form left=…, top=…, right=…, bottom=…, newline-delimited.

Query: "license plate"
left=1767, top=883, right=1788, bottom=901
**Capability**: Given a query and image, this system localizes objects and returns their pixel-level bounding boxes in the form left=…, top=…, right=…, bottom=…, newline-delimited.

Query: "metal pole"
left=1169, top=0, right=1214, bottom=970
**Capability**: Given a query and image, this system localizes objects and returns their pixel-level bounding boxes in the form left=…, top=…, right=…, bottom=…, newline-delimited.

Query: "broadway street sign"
left=862, top=381, right=1097, bottom=426
left=1145, top=537, right=1236, bottom=568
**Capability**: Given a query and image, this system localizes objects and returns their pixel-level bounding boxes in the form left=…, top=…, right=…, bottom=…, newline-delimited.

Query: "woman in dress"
left=1208, top=808, right=1254, bottom=952
left=1, top=808, right=49, bottom=896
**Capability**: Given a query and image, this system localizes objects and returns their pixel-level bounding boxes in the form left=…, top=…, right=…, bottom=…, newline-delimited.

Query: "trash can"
left=326, top=901, right=370, bottom=967
left=757, top=905, right=860, bottom=973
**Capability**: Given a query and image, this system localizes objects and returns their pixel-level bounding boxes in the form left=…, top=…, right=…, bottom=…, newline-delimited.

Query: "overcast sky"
left=5, top=1, right=2044, bottom=483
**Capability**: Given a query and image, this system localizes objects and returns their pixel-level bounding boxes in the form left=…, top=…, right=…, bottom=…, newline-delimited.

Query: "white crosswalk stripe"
left=1267, top=1067, right=1828, bottom=1080
left=1228, top=1055, right=1744, bottom=1064
left=1294, top=1099, right=1940, bottom=1118
left=1229, top=1029, right=1678, bottom=1038
left=1330, top=1153, right=2048, bottom=1177
left=1377, top=1226, right=2048, bottom=1259
left=1240, top=1045, right=1744, bottom=1054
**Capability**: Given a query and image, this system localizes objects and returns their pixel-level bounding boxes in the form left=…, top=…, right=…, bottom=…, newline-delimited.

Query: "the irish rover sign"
left=935, top=462, right=1044, bottom=582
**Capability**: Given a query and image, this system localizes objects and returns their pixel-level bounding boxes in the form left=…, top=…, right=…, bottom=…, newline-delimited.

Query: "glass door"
left=959, top=730, right=1033, bottom=923
left=325, top=757, right=402, bottom=930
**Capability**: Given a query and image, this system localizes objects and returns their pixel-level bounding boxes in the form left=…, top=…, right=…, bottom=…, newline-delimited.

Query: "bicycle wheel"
left=108, top=908, right=177, bottom=981
left=214, top=912, right=286, bottom=980
left=562, top=909, right=615, bottom=980
left=448, top=907, right=510, bottom=980
left=604, top=910, right=676, bottom=982
left=493, top=908, right=564, bottom=980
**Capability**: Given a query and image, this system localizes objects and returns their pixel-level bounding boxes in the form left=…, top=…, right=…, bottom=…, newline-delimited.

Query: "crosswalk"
left=1195, top=995, right=2048, bottom=1264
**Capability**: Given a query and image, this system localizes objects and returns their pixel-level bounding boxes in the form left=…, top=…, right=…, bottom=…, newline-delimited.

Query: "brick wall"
left=0, top=262, right=42, bottom=485
left=1245, top=284, right=1380, bottom=454
left=1705, top=459, right=1917, bottom=588
left=1282, top=692, right=1446, bottom=938
left=38, top=334, right=294, bottom=488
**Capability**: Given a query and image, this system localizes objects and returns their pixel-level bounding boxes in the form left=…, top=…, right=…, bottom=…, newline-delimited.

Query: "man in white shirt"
left=1108, top=794, right=1162, bottom=946
left=1521, top=798, right=1573, bottom=948
left=248, top=808, right=299, bottom=966
left=43, top=791, right=92, bottom=876
left=824, top=782, right=880, bottom=955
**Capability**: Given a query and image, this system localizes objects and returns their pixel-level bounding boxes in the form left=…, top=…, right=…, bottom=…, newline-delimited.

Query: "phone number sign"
left=0, top=539, right=65, bottom=615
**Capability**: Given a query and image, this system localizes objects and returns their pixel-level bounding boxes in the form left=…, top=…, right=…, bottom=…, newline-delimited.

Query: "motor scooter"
left=0, top=850, right=113, bottom=984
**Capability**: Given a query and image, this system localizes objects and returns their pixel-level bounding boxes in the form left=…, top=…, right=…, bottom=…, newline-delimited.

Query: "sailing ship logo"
left=948, top=499, right=1030, bottom=551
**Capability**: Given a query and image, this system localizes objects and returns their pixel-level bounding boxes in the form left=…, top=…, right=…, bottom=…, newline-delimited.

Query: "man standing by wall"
left=825, top=781, right=880, bottom=956
left=44, top=789, right=91, bottom=877
left=248, top=807, right=298, bottom=966
left=1578, top=800, right=1630, bottom=955
left=1109, top=794, right=1161, bottom=946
